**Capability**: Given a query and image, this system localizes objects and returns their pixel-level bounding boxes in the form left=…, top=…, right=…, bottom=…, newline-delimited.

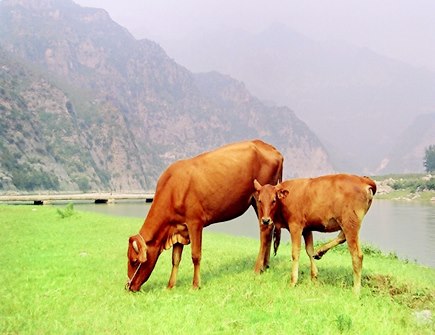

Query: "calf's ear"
left=277, top=189, right=289, bottom=199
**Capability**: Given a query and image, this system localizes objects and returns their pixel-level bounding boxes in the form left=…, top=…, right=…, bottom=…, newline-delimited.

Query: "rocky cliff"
left=0, top=0, right=334, bottom=192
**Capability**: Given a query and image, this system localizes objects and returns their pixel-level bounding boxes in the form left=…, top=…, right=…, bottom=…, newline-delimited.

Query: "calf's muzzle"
left=261, top=217, right=272, bottom=225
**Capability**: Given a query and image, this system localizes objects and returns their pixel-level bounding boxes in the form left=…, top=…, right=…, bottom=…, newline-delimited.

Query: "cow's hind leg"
left=303, top=230, right=318, bottom=281
left=313, top=230, right=346, bottom=260
left=167, top=243, right=184, bottom=289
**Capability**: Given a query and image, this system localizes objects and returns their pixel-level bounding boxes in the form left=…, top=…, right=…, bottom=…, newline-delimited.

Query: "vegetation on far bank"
left=373, top=173, right=435, bottom=202
left=0, top=205, right=433, bottom=334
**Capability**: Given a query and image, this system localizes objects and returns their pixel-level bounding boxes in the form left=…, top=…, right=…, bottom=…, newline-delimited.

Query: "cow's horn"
left=132, top=240, right=139, bottom=253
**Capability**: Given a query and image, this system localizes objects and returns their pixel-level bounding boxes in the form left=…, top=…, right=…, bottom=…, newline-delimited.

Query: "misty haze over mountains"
left=163, top=24, right=435, bottom=173
left=74, top=0, right=435, bottom=174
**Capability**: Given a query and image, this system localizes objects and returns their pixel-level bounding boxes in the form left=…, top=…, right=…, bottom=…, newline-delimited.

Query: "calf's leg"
left=263, top=227, right=273, bottom=269
left=343, top=227, right=363, bottom=295
left=254, top=223, right=273, bottom=273
left=167, top=243, right=184, bottom=289
left=289, top=225, right=303, bottom=287
left=313, top=230, right=346, bottom=260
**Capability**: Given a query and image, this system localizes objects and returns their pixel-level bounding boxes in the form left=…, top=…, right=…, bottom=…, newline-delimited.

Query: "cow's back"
left=251, top=139, right=283, bottom=183
left=156, top=140, right=283, bottom=224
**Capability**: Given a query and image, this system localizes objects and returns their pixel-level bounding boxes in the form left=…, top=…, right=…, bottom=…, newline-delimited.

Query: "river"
left=74, top=200, right=435, bottom=268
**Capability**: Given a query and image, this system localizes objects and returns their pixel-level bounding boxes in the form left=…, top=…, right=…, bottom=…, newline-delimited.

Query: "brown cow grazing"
left=126, top=139, right=283, bottom=292
left=253, top=174, right=376, bottom=295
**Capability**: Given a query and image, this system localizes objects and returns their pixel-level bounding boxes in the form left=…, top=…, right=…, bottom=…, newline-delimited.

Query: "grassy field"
left=0, top=205, right=434, bottom=334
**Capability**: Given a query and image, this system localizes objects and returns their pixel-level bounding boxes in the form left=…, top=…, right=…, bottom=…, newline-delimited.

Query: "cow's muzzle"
left=126, top=262, right=142, bottom=292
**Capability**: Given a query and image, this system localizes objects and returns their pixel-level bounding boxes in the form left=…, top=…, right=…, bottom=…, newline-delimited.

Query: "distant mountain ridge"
left=0, top=0, right=333, bottom=192
left=377, top=113, right=435, bottom=174
left=162, top=24, right=435, bottom=173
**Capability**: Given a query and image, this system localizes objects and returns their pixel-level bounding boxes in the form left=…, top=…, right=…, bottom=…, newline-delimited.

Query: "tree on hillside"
left=423, top=145, right=435, bottom=172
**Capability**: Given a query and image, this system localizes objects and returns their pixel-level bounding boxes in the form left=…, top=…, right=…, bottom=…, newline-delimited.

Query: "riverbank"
left=374, top=174, right=435, bottom=202
left=0, top=205, right=433, bottom=334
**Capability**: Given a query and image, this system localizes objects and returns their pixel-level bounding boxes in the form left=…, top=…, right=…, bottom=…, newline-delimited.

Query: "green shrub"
left=426, top=178, right=435, bottom=190
left=424, top=145, right=435, bottom=172
left=56, top=203, right=75, bottom=218
left=391, top=177, right=435, bottom=192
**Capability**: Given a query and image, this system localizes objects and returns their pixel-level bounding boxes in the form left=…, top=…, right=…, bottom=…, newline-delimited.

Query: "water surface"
left=75, top=200, right=435, bottom=267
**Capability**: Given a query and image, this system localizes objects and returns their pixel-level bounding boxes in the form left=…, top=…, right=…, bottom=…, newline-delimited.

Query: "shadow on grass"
left=298, top=263, right=354, bottom=289
left=131, top=255, right=434, bottom=309
left=200, top=255, right=258, bottom=284
left=200, top=252, right=355, bottom=290
left=131, top=253, right=257, bottom=293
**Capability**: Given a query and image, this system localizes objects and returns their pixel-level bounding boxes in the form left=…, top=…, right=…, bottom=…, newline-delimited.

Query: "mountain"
left=0, top=0, right=333, bottom=192
left=0, top=48, right=155, bottom=191
left=161, top=24, right=435, bottom=173
left=376, top=114, right=435, bottom=174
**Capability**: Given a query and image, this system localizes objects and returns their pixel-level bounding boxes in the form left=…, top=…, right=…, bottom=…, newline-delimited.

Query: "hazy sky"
left=74, top=0, right=435, bottom=72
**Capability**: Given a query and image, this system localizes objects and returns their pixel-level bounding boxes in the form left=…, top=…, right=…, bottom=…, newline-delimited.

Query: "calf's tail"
left=363, top=176, right=377, bottom=197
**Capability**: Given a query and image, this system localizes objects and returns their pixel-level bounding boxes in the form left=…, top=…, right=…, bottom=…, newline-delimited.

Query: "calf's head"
left=126, top=234, right=159, bottom=292
left=253, top=179, right=289, bottom=225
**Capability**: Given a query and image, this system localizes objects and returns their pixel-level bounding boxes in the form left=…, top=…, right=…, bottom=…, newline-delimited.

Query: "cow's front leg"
left=188, top=223, right=203, bottom=289
left=254, top=222, right=273, bottom=273
left=303, top=230, right=318, bottom=281
left=289, top=225, right=302, bottom=287
left=167, top=243, right=184, bottom=289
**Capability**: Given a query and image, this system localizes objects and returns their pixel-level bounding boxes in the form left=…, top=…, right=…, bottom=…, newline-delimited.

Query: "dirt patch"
left=364, top=274, right=434, bottom=309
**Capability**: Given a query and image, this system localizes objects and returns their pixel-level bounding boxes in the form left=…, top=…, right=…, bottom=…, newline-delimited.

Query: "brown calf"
left=253, top=174, right=376, bottom=295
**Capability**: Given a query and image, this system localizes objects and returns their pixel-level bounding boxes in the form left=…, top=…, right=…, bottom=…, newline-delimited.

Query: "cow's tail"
left=273, top=226, right=281, bottom=256
left=273, top=155, right=283, bottom=256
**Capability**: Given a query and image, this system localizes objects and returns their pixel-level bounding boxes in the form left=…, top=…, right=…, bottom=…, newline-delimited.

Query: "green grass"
left=0, top=205, right=434, bottom=334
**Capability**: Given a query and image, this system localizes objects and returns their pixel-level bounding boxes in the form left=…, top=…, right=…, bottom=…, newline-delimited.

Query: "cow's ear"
left=277, top=189, right=289, bottom=199
left=254, top=179, right=262, bottom=191
left=129, top=235, right=147, bottom=263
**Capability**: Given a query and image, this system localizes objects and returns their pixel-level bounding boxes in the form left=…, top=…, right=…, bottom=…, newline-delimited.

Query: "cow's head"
left=126, top=234, right=160, bottom=292
left=253, top=179, right=288, bottom=225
